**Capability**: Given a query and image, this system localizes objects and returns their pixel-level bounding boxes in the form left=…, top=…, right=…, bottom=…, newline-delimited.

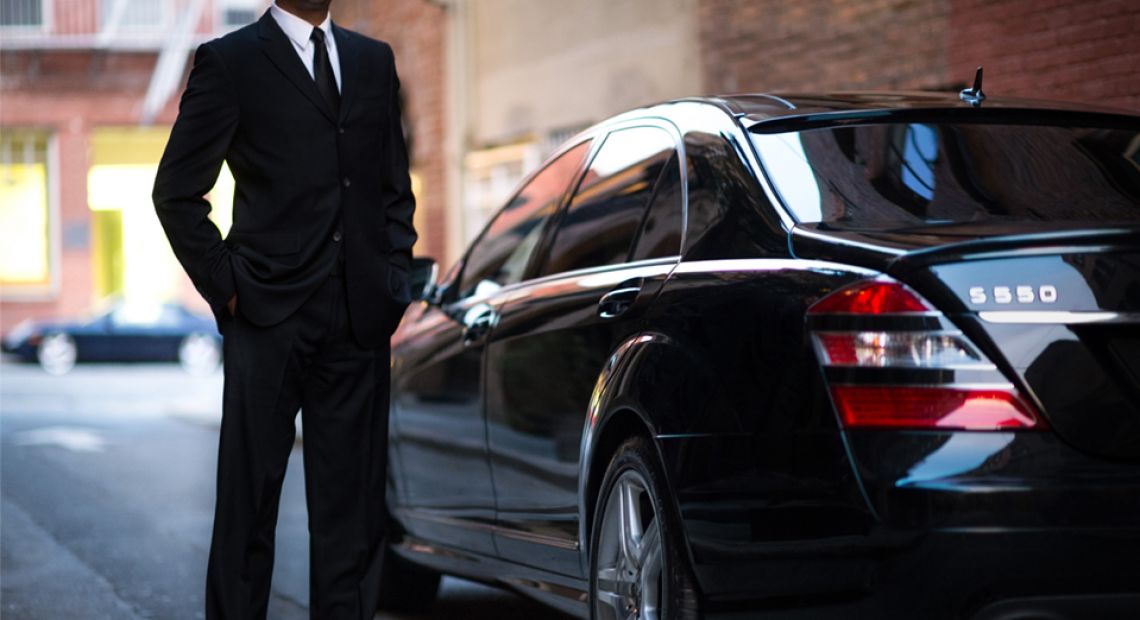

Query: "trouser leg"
left=300, top=276, right=390, bottom=619
left=206, top=310, right=304, bottom=620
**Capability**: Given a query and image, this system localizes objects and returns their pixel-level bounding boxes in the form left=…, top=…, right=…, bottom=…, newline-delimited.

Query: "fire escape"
left=1, top=0, right=261, bottom=124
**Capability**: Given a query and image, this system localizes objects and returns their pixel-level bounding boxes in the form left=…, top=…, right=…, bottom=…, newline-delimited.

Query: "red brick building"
left=334, top=0, right=449, bottom=263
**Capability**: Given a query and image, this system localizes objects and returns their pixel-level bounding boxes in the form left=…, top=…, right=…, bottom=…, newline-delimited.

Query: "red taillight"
left=830, top=386, right=1044, bottom=430
left=808, top=281, right=930, bottom=315
left=810, top=278, right=1046, bottom=432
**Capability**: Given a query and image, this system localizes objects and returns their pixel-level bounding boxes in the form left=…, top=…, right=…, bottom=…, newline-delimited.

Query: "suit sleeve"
left=152, top=42, right=239, bottom=311
left=382, top=51, right=418, bottom=273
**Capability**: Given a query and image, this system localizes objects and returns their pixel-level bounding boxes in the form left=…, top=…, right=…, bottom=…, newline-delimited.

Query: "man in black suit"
left=152, top=0, right=416, bottom=616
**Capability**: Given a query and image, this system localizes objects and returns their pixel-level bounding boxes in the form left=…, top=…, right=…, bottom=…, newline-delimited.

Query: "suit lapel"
left=332, top=24, right=360, bottom=125
left=257, top=12, right=337, bottom=124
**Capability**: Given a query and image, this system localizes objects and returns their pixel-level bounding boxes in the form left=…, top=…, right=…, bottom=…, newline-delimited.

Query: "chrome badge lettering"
left=968, top=285, right=1058, bottom=305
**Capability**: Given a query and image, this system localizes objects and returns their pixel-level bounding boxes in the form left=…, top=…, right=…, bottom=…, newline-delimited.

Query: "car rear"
left=753, top=107, right=1140, bottom=617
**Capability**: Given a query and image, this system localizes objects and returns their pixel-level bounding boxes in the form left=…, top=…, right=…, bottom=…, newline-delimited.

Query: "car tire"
left=589, top=436, right=700, bottom=620
left=375, top=545, right=442, bottom=612
left=178, top=333, right=221, bottom=375
left=37, top=332, right=77, bottom=375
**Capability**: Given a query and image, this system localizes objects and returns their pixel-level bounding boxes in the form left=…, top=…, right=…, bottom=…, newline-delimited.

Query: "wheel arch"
left=576, top=331, right=699, bottom=577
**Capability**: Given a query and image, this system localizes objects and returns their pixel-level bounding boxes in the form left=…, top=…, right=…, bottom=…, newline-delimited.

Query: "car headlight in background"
left=3, top=320, right=38, bottom=348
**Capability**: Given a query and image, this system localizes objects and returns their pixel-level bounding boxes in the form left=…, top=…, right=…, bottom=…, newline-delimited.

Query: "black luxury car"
left=379, top=92, right=1140, bottom=619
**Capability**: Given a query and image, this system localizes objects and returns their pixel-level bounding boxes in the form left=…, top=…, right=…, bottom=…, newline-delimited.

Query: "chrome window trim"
left=978, top=311, right=1136, bottom=324
left=673, top=257, right=879, bottom=277
left=456, top=255, right=682, bottom=307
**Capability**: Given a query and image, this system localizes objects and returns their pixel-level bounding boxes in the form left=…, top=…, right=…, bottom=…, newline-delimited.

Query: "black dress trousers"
left=206, top=271, right=389, bottom=619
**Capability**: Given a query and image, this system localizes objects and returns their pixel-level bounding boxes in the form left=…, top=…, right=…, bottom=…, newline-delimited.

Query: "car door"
left=83, top=303, right=174, bottom=362
left=483, top=123, right=685, bottom=576
left=389, top=140, right=593, bottom=555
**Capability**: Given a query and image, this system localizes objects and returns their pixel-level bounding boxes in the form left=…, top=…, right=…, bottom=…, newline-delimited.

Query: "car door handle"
left=598, top=286, right=642, bottom=319
left=462, top=310, right=496, bottom=345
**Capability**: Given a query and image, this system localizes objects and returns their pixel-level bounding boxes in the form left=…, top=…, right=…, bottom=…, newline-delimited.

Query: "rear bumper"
left=698, top=528, right=1140, bottom=620
left=659, top=432, right=1140, bottom=619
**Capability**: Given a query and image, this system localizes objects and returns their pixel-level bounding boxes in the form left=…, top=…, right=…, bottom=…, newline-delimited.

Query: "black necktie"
left=310, top=28, right=340, bottom=116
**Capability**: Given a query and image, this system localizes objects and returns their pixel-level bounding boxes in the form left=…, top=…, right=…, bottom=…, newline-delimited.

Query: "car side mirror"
left=409, top=257, right=439, bottom=303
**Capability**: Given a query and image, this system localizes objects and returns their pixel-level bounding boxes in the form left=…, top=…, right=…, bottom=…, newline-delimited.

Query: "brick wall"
left=949, top=0, right=1140, bottom=110
left=697, top=0, right=953, bottom=94
left=334, top=0, right=449, bottom=263
left=697, top=0, right=1140, bottom=110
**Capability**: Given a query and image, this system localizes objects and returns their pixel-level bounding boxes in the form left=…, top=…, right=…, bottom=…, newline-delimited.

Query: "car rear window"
left=750, top=122, right=1140, bottom=227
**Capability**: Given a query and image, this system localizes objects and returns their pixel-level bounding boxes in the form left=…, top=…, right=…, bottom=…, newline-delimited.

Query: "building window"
left=0, top=130, right=54, bottom=293
left=463, top=142, right=541, bottom=244
left=218, top=0, right=261, bottom=28
left=0, top=0, right=44, bottom=27
left=101, top=0, right=166, bottom=29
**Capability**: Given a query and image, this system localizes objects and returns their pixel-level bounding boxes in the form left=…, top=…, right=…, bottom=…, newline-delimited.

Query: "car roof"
left=685, top=92, right=1139, bottom=132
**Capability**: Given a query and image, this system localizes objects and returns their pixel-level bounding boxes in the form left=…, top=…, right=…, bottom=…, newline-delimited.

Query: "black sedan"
left=377, top=92, right=1140, bottom=619
left=2, top=300, right=221, bottom=375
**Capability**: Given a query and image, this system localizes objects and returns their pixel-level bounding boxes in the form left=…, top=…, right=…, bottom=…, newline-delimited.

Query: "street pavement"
left=0, top=357, right=570, bottom=619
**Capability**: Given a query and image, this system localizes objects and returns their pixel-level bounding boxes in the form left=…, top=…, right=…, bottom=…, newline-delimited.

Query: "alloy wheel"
left=38, top=333, right=77, bottom=375
left=594, top=469, right=664, bottom=620
left=179, top=333, right=220, bottom=375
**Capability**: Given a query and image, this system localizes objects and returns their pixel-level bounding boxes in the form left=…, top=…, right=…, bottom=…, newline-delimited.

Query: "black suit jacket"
left=153, top=12, right=416, bottom=348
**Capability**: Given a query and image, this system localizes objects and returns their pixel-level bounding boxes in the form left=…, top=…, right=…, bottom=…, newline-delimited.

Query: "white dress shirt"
left=269, top=1, right=342, bottom=92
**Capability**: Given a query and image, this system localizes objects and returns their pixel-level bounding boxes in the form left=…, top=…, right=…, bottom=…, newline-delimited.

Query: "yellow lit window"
left=0, top=131, right=52, bottom=291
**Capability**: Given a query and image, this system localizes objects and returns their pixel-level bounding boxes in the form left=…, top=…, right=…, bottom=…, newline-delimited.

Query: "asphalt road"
left=0, top=358, right=571, bottom=619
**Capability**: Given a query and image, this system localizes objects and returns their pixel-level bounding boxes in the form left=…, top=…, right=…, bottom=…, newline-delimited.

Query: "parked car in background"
left=2, top=300, right=221, bottom=375
left=373, top=92, right=1140, bottom=620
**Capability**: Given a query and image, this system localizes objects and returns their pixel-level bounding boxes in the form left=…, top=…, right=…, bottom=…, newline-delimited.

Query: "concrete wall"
left=469, top=0, right=702, bottom=147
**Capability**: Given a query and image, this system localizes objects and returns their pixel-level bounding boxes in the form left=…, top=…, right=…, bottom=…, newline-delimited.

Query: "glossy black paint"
left=386, top=94, right=1140, bottom=619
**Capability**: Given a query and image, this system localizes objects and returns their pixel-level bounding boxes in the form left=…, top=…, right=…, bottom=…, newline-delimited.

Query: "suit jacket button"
left=342, top=178, right=351, bottom=188
left=333, top=231, right=343, bottom=242
left=338, top=127, right=345, bottom=134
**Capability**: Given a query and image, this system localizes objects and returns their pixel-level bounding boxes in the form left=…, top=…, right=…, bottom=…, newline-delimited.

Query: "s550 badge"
left=969, top=285, right=1058, bottom=305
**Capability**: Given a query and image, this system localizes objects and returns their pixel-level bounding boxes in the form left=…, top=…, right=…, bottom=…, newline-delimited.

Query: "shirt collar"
left=270, top=1, right=333, bottom=48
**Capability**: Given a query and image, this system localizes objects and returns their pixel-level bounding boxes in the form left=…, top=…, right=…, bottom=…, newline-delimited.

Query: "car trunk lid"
left=793, top=223, right=1140, bottom=461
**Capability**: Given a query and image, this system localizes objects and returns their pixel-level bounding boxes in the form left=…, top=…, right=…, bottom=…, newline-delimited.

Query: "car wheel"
left=590, top=436, right=700, bottom=620
left=178, top=333, right=221, bottom=375
left=375, top=545, right=442, bottom=612
left=37, top=332, right=77, bottom=375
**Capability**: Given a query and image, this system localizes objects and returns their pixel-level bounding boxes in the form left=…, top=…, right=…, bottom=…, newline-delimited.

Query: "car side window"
left=630, top=149, right=683, bottom=261
left=539, top=126, right=676, bottom=277
left=457, top=140, right=592, bottom=300
left=109, top=303, right=180, bottom=327
left=684, top=130, right=787, bottom=258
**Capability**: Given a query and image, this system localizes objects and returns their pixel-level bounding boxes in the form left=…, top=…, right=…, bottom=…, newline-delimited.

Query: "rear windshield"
left=750, top=122, right=1140, bottom=227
